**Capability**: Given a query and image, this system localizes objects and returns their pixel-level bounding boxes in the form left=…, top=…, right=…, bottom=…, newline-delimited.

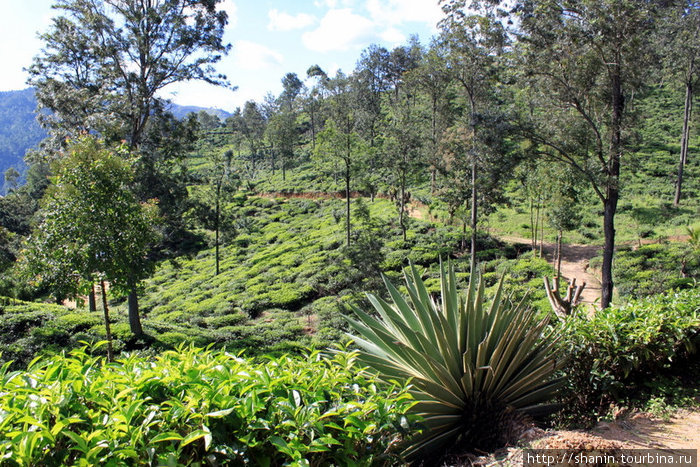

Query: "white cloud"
left=365, top=0, right=442, bottom=31
left=233, top=40, right=283, bottom=70
left=267, top=9, right=316, bottom=31
left=379, top=27, right=405, bottom=45
left=302, top=9, right=377, bottom=52
left=314, top=0, right=356, bottom=8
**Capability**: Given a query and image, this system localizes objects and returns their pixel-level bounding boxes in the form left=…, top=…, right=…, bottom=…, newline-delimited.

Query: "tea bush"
left=610, top=242, right=699, bottom=298
left=0, top=345, right=417, bottom=465
left=560, top=288, right=700, bottom=421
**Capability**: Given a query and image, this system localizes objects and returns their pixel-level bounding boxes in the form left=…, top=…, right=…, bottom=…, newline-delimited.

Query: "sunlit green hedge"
left=0, top=345, right=417, bottom=466
left=560, top=288, right=700, bottom=420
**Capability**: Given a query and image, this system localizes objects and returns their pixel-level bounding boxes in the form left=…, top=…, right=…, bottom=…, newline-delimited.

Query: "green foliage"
left=23, top=136, right=159, bottom=299
left=0, top=297, right=100, bottom=368
left=347, top=262, right=564, bottom=459
left=0, top=345, right=416, bottom=465
left=589, top=241, right=700, bottom=299
left=28, top=0, right=230, bottom=148
left=560, top=288, right=700, bottom=422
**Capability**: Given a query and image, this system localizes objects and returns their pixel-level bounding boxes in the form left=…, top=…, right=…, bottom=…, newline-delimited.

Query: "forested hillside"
left=0, top=0, right=698, bottom=464
left=0, top=89, right=45, bottom=182
left=0, top=89, right=230, bottom=188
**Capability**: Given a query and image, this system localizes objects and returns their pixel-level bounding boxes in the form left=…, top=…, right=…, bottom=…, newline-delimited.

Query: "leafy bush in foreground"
left=561, top=287, right=700, bottom=421
left=0, top=345, right=416, bottom=466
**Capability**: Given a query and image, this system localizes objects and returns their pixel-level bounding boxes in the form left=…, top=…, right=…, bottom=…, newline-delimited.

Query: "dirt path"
left=472, top=409, right=700, bottom=466
left=498, top=235, right=602, bottom=308
left=403, top=200, right=604, bottom=307
left=593, top=409, right=700, bottom=451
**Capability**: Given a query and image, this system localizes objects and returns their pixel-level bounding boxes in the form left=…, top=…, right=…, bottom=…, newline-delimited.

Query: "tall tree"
left=663, top=1, right=700, bottom=206
left=408, top=41, right=453, bottom=194
left=315, top=72, right=363, bottom=246
left=514, top=0, right=662, bottom=308
left=304, top=65, right=329, bottom=150
left=238, top=101, right=267, bottom=178
left=382, top=79, right=424, bottom=243
left=439, top=3, right=512, bottom=271
left=27, top=0, right=231, bottom=323
left=28, top=0, right=232, bottom=148
left=354, top=45, right=390, bottom=151
left=189, top=145, right=239, bottom=275
left=23, top=137, right=158, bottom=340
left=266, top=73, right=303, bottom=181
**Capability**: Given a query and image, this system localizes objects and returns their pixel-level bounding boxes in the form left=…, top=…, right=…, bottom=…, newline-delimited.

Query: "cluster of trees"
left=210, top=0, right=698, bottom=308
left=0, top=0, right=232, bottom=346
left=1, top=0, right=698, bottom=319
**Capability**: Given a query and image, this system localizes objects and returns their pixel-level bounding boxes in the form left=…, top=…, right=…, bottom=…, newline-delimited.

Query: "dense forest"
left=0, top=0, right=698, bottom=465
left=0, top=89, right=45, bottom=184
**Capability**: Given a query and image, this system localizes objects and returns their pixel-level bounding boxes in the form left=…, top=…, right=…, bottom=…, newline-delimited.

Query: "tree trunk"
left=530, top=199, right=535, bottom=250
left=534, top=202, right=541, bottom=253
left=601, top=197, right=617, bottom=309
left=556, top=230, right=563, bottom=278
left=601, top=65, right=623, bottom=310
left=674, top=74, right=693, bottom=206
left=539, top=213, right=544, bottom=258
left=400, top=168, right=407, bottom=243
left=215, top=181, right=221, bottom=276
left=470, top=160, right=478, bottom=274
left=462, top=216, right=468, bottom=251
left=345, top=157, right=351, bottom=247
left=310, top=107, right=316, bottom=151
left=101, top=281, right=114, bottom=362
left=89, top=283, right=96, bottom=312
left=128, top=289, right=143, bottom=337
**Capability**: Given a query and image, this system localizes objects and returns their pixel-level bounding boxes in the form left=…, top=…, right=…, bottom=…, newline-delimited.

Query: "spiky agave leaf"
left=346, top=261, right=565, bottom=459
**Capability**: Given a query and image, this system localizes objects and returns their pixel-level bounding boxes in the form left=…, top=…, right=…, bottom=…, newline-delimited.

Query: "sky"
left=0, top=0, right=444, bottom=113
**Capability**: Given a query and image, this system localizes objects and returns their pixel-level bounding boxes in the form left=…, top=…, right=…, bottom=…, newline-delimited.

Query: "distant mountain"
left=0, top=88, right=45, bottom=177
left=0, top=89, right=231, bottom=181
left=165, top=103, right=232, bottom=121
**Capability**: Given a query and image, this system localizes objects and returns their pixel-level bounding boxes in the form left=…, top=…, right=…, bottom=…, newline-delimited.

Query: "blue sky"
left=0, top=0, right=443, bottom=112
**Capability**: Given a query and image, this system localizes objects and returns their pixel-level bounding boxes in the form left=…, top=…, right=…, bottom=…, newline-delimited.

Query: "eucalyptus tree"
left=380, top=43, right=425, bottom=243
left=513, top=0, right=664, bottom=308
left=438, top=3, right=513, bottom=272
left=662, top=1, right=700, bottom=206
left=266, top=73, right=303, bottom=181
left=27, top=0, right=231, bottom=324
left=407, top=42, right=454, bottom=194
left=238, top=101, right=267, bottom=177
left=354, top=45, right=391, bottom=152
left=28, top=0, right=232, bottom=148
left=304, top=65, right=329, bottom=150
left=194, top=147, right=239, bottom=276
left=314, top=72, right=363, bottom=246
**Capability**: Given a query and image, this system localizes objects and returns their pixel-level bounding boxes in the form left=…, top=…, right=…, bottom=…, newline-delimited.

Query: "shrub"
left=610, top=242, right=700, bottom=298
left=0, top=345, right=417, bottom=465
left=560, top=288, right=700, bottom=422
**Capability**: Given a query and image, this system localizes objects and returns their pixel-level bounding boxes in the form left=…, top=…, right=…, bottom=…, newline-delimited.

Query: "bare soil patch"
left=467, top=409, right=700, bottom=466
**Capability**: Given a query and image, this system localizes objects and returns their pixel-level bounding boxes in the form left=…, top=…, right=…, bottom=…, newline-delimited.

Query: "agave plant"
left=346, top=262, right=565, bottom=458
